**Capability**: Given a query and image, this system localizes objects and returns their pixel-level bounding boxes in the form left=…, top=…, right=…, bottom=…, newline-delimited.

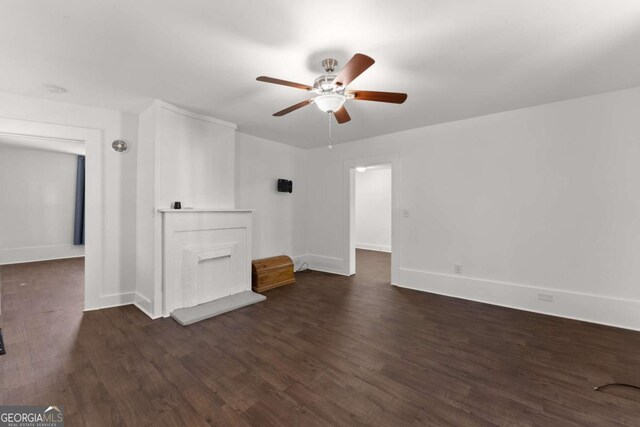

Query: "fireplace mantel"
left=158, top=208, right=252, bottom=213
left=160, top=209, right=261, bottom=321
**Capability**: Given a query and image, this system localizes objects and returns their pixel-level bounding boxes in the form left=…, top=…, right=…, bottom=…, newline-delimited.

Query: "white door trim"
left=0, top=116, right=103, bottom=311
left=343, top=153, right=400, bottom=284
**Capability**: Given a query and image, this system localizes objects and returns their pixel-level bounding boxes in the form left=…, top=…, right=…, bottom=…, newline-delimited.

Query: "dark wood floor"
left=1, top=251, right=640, bottom=426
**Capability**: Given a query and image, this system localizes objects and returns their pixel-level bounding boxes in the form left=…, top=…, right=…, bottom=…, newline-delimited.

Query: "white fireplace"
left=160, top=209, right=260, bottom=319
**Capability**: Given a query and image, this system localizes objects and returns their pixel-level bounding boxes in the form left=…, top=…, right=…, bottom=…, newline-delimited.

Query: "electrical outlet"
left=454, top=264, right=463, bottom=274
left=538, top=293, right=553, bottom=302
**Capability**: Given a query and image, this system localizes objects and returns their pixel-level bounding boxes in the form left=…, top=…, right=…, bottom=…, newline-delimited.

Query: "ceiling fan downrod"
left=322, top=58, right=338, bottom=73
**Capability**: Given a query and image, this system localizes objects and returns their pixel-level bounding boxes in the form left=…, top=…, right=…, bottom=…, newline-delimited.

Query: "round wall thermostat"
left=112, top=139, right=128, bottom=153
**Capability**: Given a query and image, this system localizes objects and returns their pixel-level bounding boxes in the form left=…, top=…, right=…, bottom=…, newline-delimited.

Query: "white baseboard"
left=134, top=292, right=159, bottom=319
left=84, top=291, right=159, bottom=319
left=355, top=243, right=391, bottom=253
left=398, top=267, right=640, bottom=331
left=0, top=244, right=85, bottom=265
left=84, top=291, right=135, bottom=312
left=291, top=255, right=307, bottom=270
left=293, top=254, right=347, bottom=276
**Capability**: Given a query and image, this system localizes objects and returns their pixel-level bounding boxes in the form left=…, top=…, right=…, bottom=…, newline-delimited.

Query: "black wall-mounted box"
left=277, top=179, right=293, bottom=193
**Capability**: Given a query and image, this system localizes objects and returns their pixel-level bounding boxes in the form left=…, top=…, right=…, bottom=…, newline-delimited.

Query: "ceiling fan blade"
left=333, top=106, right=351, bottom=124
left=273, top=99, right=313, bottom=116
left=257, top=76, right=312, bottom=91
left=333, top=54, right=375, bottom=87
left=347, top=90, right=408, bottom=104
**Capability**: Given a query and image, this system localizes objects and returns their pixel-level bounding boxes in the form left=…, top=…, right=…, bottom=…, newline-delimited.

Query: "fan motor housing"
left=313, top=74, right=337, bottom=93
left=313, top=77, right=347, bottom=96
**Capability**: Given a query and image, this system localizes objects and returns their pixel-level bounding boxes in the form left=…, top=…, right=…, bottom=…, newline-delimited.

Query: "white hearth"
left=160, top=209, right=263, bottom=320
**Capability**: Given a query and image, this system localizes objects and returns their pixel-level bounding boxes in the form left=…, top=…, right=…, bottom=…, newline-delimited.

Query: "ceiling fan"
left=257, top=53, right=407, bottom=124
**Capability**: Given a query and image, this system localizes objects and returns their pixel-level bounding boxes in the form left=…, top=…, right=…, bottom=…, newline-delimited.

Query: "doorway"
left=354, top=164, right=392, bottom=279
left=0, top=136, right=90, bottom=355
left=0, top=117, right=103, bottom=318
left=0, top=131, right=91, bottom=357
left=345, top=154, right=400, bottom=284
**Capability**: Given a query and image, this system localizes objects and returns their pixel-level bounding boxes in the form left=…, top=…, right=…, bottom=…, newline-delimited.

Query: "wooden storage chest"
left=251, top=255, right=295, bottom=293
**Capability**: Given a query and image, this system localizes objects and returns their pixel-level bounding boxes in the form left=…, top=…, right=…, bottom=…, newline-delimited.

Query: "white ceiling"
left=1, top=0, right=640, bottom=149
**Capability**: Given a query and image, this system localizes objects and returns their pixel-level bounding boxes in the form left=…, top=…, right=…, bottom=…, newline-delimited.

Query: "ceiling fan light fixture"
left=314, top=94, right=346, bottom=113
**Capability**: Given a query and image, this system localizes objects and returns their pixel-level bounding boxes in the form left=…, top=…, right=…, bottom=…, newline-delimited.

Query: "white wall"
left=158, top=104, right=236, bottom=209
left=0, top=91, right=138, bottom=309
left=235, top=132, right=307, bottom=260
left=355, top=167, right=392, bottom=253
left=0, top=145, right=85, bottom=263
left=302, top=87, right=640, bottom=330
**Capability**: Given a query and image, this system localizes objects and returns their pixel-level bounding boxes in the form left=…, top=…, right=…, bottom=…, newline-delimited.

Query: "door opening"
left=0, top=133, right=89, bottom=355
left=345, top=154, right=399, bottom=284
left=353, top=163, right=392, bottom=280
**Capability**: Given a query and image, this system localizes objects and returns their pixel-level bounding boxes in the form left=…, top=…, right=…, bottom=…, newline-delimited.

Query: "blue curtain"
left=74, top=155, right=85, bottom=245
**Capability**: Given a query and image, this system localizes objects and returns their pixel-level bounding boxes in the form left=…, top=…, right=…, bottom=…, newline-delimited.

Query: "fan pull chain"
left=328, top=112, right=334, bottom=148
